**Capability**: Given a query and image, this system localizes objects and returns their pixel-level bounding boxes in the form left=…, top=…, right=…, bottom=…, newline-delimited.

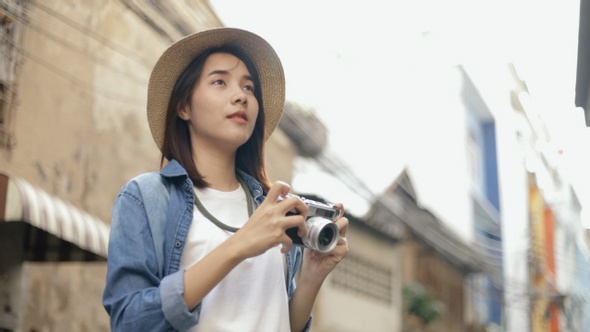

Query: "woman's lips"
left=227, top=111, right=248, bottom=124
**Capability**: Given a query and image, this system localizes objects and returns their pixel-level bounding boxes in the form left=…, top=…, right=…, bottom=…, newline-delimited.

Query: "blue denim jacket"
left=102, top=160, right=308, bottom=331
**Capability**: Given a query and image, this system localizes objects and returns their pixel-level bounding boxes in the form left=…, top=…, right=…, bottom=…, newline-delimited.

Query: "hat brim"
left=147, top=27, right=285, bottom=152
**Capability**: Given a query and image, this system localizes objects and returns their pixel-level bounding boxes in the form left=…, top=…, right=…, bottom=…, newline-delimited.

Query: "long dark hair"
left=160, top=46, right=271, bottom=192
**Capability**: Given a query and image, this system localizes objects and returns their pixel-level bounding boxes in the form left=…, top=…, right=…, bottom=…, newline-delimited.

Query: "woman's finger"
left=335, top=216, right=349, bottom=238
left=264, top=181, right=291, bottom=203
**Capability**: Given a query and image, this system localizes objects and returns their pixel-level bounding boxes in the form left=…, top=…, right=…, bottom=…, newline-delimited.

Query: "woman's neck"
left=193, top=147, right=239, bottom=191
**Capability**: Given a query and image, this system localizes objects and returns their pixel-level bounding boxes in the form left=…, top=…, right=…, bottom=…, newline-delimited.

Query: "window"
left=331, top=251, right=393, bottom=304
left=0, top=6, right=21, bottom=150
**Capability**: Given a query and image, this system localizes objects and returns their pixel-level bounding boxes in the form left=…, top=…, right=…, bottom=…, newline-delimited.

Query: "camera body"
left=286, top=196, right=340, bottom=253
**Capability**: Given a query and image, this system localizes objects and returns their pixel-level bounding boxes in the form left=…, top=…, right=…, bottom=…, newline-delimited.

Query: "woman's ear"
left=178, top=105, right=191, bottom=121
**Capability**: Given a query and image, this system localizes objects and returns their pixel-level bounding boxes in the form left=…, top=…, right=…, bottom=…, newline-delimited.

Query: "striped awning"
left=0, top=173, right=109, bottom=257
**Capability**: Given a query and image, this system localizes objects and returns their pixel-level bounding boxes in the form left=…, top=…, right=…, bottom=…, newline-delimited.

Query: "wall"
left=1, top=0, right=165, bottom=222
left=20, top=262, right=109, bottom=332
left=2, top=0, right=185, bottom=329
left=310, top=221, right=402, bottom=332
left=402, top=238, right=468, bottom=332
left=265, top=129, right=297, bottom=184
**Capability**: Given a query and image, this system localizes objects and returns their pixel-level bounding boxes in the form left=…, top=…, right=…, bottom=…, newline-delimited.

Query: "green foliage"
left=403, top=282, right=445, bottom=325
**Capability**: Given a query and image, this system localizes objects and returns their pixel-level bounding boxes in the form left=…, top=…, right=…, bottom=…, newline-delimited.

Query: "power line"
left=12, top=15, right=149, bottom=86
left=1, top=34, right=144, bottom=106
left=285, top=107, right=590, bottom=319
left=2, top=0, right=151, bottom=105
left=282, top=105, right=497, bottom=276
left=29, top=0, right=154, bottom=68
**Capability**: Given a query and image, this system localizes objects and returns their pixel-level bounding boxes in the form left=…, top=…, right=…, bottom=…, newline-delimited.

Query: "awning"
left=0, top=173, right=109, bottom=258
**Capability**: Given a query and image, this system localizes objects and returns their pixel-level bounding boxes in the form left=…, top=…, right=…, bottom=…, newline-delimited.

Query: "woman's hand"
left=288, top=203, right=349, bottom=331
left=231, top=181, right=308, bottom=259
left=183, top=181, right=307, bottom=310
left=300, top=202, right=349, bottom=281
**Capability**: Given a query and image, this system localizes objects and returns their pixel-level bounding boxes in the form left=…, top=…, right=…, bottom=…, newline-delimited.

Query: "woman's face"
left=178, top=52, right=260, bottom=153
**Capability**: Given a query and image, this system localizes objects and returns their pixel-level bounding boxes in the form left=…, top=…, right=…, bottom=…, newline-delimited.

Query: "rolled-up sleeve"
left=160, top=269, right=202, bottom=329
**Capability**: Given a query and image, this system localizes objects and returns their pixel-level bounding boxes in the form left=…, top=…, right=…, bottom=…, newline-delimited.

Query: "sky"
left=209, top=0, right=590, bottom=224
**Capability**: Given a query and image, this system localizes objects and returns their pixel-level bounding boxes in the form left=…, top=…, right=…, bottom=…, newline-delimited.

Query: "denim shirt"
left=102, top=160, right=308, bottom=331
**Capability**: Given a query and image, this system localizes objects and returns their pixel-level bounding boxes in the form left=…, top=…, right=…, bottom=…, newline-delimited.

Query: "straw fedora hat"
left=147, top=27, right=285, bottom=152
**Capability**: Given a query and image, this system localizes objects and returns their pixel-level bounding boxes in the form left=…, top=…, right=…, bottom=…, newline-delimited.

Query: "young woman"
left=102, top=27, right=349, bottom=331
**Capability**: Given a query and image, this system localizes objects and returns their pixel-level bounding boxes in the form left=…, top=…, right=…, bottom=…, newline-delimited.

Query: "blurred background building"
left=0, top=0, right=588, bottom=331
left=575, top=0, right=590, bottom=126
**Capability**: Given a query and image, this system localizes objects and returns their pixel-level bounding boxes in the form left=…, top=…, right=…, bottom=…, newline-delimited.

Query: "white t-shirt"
left=179, top=184, right=290, bottom=332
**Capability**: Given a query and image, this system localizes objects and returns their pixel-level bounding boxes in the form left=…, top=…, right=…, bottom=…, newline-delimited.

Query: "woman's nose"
left=231, top=86, right=247, bottom=105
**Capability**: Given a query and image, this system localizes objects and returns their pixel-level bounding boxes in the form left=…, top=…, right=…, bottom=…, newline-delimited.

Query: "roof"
left=365, top=169, right=491, bottom=274
left=297, top=169, right=491, bottom=274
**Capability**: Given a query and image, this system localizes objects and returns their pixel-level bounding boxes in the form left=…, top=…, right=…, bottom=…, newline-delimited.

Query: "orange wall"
left=544, top=207, right=559, bottom=332
left=529, top=184, right=559, bottom=332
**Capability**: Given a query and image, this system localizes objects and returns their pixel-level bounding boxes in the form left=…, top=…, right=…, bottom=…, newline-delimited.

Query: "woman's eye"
left=244, top=84, right=255, bottom=92
left=213, top=79, right=224, bottom=85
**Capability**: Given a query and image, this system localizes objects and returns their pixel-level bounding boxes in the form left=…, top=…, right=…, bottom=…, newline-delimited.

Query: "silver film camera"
left=286, top=196, right=340, bottom=253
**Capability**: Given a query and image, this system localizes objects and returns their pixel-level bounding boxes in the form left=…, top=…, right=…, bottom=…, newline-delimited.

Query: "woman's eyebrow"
left=206, top=69, right=230, bottom=77
left=207, top=69, right=253, bottom=82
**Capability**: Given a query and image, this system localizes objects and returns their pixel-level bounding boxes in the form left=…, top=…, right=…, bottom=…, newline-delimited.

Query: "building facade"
left=465, top=61, right=588, bottom=331
left=368, top=170, right=488, bottom=332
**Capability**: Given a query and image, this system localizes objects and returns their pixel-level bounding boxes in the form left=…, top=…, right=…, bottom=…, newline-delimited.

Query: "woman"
left=102, top=27, right=349, bottom=331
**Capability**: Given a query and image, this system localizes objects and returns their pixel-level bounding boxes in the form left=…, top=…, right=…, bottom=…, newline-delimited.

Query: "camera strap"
left=194, top=176, right=253, bottom=233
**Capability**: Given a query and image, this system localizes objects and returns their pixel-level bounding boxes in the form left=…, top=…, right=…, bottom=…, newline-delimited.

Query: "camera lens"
left=303, top=217, right=339, bottom=253
left=319, top=227, right=335, bottom=247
